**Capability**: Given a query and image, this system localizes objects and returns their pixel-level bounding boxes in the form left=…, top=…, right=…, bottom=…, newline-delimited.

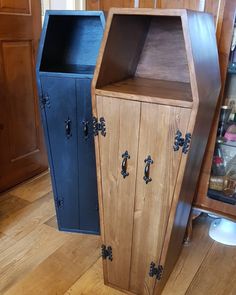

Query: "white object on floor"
left=209, top=218, right=236, bottom=246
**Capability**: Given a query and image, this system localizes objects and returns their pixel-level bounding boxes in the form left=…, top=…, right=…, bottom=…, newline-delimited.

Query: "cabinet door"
left=96, top=95, right=141, bottom=290
left=40, top=76, right=80, bottom=231
left=76, top=79, right=99, bottom=233
left=130, top=103, right=191, bottom=294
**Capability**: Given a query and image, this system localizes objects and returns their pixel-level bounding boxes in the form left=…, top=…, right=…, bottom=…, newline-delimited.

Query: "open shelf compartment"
left=96, top=13, right=193, bottom=104
left=39, top=12, right=104, bottom=74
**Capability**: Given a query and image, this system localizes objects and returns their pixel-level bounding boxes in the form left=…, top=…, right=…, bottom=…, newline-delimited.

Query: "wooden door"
left=129, top=103, right=191, bottom=295
left=0, top=0, right=47, bottom=192
left=86, top=0, right=135, bottom=11
left=97, top=95, right=191, bottom=293
left=96, top=95, right=141, bottom=290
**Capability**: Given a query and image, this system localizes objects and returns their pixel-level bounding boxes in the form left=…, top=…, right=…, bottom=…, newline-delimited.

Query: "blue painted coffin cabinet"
left=36, top=11, right=105, bottom=234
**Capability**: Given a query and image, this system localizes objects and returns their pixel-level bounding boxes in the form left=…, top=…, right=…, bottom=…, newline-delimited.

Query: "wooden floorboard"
left=0, top=224, right=71, bottom=294
left=162, top=216, right=214, bottom=295
left=44, top=215, right=58, bottom=229
left=9, top=172, right=51, bottom=203
left=185, top=241, right=236, bottom=295
left=4, top=234, right=100, bottom=295
left=0, top=193, right=30, bottom=222
left=0, top=173, right=236, bottom=295
left=64, top=258, right=124, bottom=295
left=0, top=192, right=55, bottom=241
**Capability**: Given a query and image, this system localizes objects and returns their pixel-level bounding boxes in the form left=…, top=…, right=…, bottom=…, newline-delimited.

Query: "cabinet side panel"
left=130, top=103, right=191, bottom=295
left=154, top=12, right=221, bottom=294
left=96, top=95, right=140, bottom=290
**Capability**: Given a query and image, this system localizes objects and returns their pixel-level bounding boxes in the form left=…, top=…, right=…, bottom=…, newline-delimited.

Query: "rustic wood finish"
left=130, top=104, right=190, bottom=294
left=155, top=9, right=221, bottom=294
left=86, top=0, right=135, bottom=11
left=0, top=0, right=47, bottom=193
left=96, top=96, right=141, bottom=290
left=135, top=16, right=190, bottom=83
left=92, top=8, right=220, bottom=295
left=96, top=78, right=193, bottom=108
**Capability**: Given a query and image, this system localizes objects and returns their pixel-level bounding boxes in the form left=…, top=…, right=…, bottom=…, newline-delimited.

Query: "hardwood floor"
left=0, top=172, right=235, bottom=295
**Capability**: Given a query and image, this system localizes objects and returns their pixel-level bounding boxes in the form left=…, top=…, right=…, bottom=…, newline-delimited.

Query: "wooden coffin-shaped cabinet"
left=92, top=8, right=221, bottom=294
left=36, top=11, right=105, bottom=234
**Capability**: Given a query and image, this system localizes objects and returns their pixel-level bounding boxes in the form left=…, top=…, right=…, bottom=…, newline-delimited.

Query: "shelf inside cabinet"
left=40, top=15, right=103, bottom=74
left=208, top=189, right=236, bottom=205
left=219, top=140, right=236, bottom=148
left=40, top=64, right=95, bottom=75
left=96, top=77, right=193, bottom=107
left=95, top=13, right=194, bottom=107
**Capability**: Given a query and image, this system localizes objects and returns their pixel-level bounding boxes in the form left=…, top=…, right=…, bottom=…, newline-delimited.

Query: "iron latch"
left=101, top=244, right=113, bottom=261
left=173, top=130, right=191, bottom=154
left=93, top=117, right=106, bottom=137
left=149, top=262, right=163, bottom=280
left=40, top=93, right=50, bottom=109
left=56, top=197, right=64, bottom=209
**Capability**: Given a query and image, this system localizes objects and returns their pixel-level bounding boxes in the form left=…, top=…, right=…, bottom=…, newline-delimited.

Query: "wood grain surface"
left=129, top=104, right=191, bottom=294
left=92, top=8, right=220, bottom=295
left=96, top=95, right=141, bottom=290
left=0, top=0, right=47, bottom=193
left=1, top=173, right=236, bottom=294
left=97, top=78, right=192, bottom=108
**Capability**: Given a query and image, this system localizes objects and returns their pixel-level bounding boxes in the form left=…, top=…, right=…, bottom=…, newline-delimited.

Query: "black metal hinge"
left=56, top=197, right=64, bottom=209
left=149, top=262, right=163, bottom=281
left=101, top=244, right=113, bottom=261
left=93, top=117, right=106, bottom=137
left=173, top=130, right=191, bottom=154
left=40, top=94, right=50, bottom=109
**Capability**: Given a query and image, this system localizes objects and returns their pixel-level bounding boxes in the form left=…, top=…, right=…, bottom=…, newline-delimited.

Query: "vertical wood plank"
left=139, top=0, right=155, bottom=8
left=204, top=0, right=221, bottom=25
left=97, top=95, right=141, bottom=290
left=86, top=0, right=100, bottom=10
left=86, top=0, right=135, bottom=11
left=130, top=103, right=191, bottom=295
left=158, top=0, right=201, bottom=10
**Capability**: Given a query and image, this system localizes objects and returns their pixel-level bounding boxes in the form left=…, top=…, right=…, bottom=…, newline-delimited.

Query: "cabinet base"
left=58, top=227, right=99, bottom=235
left=104, top=281, right=135, bottom=295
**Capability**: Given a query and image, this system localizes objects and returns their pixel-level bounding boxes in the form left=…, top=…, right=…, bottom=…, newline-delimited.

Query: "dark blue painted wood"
left=40, top=76, right=80, bottom=231
left=36, top=11, right=105, bottom=234
left=39, top=12, right=105, bottom=74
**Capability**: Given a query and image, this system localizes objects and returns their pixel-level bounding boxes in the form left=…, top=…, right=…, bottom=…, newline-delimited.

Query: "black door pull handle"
left=143, top=155, right=153, bottom=184
left=121, top=151, right=130, bottom=178
left=82, top=120, right=89, bottom=139
left=65, top=118, right=72, bottom=138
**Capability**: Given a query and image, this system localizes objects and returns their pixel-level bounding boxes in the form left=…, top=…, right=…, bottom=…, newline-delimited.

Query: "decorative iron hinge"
left=56, top=197, right=64, bottom=209
left=149, top=262, right=163, bottom=280
left=101, top=244, right=113, bottom=261
left=173, top=130, right=191, bottom=154
left=93, top=117, right=106, bottom=137
left=40, top=94, right=50, bottom=109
